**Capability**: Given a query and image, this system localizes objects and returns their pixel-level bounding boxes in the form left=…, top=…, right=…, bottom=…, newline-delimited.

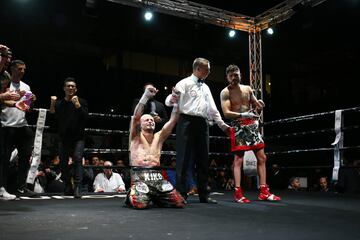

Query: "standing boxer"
left=220, top=64, right=281, bottom=203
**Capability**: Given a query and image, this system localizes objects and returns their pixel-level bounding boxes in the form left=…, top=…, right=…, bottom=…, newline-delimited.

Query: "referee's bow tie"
left=198, top=79, right=205, bottom=84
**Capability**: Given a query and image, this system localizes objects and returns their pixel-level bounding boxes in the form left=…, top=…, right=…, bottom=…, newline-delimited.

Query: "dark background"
left=1, top=0, right=359, bottom=119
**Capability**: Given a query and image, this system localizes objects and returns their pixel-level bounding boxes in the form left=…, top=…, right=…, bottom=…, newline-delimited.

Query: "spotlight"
left=144, top=11, right=153, bottom=21
left=266, top=27, right=274, bottom=35
left=228, top=30, right=236, bottom=38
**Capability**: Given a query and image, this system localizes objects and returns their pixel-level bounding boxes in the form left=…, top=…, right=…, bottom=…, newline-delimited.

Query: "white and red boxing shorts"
left=229, top=118, right=265, bottom=152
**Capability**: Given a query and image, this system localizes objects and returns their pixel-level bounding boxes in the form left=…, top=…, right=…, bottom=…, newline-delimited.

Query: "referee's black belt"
left=180, top=113, right=206, bottom=120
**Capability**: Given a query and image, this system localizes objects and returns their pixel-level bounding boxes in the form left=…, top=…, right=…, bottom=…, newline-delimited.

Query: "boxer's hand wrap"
left=139, top=87, right=155, bottom=105
left=165, top=89, right=179, bottom=107
left=171, top=102, right=178, bottom=114
left=240, top=111, right=259, bottom=119
left=165, top=94, right=174, bottom=107
left=258, top=100, right=265, bottom=108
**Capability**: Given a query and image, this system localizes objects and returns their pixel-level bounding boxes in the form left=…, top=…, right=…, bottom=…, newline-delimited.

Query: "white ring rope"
left=263, top=106, right=360, bottom=125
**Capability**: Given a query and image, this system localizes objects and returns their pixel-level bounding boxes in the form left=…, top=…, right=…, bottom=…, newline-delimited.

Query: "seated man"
left=93, top=161, right=126, bottom=193
left=125, top=86, right=185, bottom=209
left=288, top=177, right=301, bottom=191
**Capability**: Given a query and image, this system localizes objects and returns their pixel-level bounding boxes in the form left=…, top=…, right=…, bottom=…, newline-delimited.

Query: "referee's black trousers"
left=176, top=114, right=209, bottom=199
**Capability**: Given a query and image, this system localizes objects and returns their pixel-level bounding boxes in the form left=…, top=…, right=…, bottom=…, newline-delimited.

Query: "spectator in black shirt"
left=49, top=77, right=88, bottom=198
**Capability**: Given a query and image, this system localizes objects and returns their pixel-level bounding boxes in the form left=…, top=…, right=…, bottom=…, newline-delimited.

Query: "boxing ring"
left=1, top=106, right=359, bottom=239
left=28, top=105, right=360, bottom=188
left=14, top=107, right=360, bottom=195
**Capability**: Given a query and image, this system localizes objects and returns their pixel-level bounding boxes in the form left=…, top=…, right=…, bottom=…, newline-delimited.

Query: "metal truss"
left=255, top=0, right=327, bottom=31
left=249, top=31, right=263, bottom=100
left=104, top=0, right=327, bottom=99
left=107, top=0, right=255, bottom=31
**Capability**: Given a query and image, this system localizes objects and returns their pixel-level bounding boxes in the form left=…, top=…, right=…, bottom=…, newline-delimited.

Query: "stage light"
left=228, top=30, right=236, bottom=38
left=266, top=27, right=274, bottom=35
left=144, top=11, right=153, bottom=21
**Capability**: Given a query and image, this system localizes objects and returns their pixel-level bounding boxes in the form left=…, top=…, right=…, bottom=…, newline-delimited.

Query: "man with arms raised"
left=126, top=85, right=185, bottom=209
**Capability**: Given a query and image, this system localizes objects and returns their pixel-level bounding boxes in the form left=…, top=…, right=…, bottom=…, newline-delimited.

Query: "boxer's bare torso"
left=130, top=131, right=162, bottom=167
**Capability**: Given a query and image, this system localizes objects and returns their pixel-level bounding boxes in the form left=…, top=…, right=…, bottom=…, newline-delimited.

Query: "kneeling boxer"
left=127, top=168, right=184, bottom=209
left=126, top=86, right=185, bottom=209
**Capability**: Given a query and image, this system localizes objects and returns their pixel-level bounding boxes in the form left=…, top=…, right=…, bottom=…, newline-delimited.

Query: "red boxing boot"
left=234, top=187, right=251, bottom=203
left=258, top=185, right=281, bottom=201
